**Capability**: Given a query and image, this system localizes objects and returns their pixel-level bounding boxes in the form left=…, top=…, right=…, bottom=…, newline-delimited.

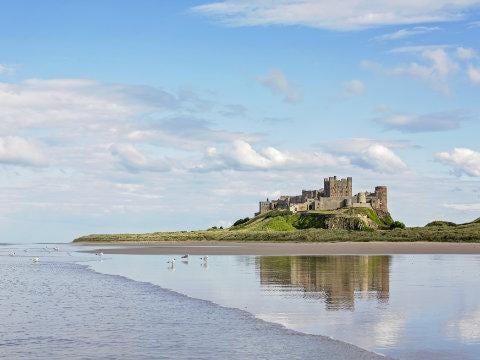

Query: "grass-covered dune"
left=73, top=209, right=480, bottom=243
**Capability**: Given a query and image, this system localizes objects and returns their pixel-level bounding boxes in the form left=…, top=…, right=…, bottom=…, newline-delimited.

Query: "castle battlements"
left=256, top=176, right=388, bottom=216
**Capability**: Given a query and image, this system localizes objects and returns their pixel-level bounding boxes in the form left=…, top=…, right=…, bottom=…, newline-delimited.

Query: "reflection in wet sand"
left=258, top=256, right=390, bottom=310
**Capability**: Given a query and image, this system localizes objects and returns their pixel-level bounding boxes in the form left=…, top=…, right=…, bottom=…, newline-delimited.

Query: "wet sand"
left=79, top=241, right=480, bottom=255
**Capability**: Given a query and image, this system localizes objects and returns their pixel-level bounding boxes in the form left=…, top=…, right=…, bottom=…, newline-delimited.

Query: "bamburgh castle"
left=256, top=176, right=388, bottom=216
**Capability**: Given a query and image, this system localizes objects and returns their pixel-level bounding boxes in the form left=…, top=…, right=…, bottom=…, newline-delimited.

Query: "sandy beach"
left=79, top=241, right=480, bottom=255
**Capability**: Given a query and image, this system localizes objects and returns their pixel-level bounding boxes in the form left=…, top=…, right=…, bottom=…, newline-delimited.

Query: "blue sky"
left=1, top=1, right=480, bottom=242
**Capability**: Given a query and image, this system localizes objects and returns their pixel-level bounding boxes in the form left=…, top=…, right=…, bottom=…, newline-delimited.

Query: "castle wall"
left=301, top=189, right=322, bottom=201
left=314, top=197, right=348, bottom=211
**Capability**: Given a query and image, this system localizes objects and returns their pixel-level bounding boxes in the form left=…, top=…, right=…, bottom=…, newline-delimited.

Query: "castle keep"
left=256, top=176, right=388, bottom=216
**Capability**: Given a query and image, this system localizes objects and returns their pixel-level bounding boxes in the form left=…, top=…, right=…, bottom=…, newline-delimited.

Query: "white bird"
left=200, top=256, right=208, bottom=261
left=8, top=252, right=15, bottom=257
left=167, top=258, right=176, bottom=264
left=53, top=247, right=59, bottom=252
left=95, top=252, right=104, bottom=257
left=32, top=257, right=40, bottom=263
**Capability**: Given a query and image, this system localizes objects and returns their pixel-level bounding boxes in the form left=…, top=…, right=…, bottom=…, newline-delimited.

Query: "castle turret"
left=357, top=192, right=366, bottom=204
left=374, top=186, right=388, bottom=214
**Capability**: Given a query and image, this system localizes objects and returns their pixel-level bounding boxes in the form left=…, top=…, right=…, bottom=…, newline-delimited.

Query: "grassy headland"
left=73, top=209, right=480, bottom=243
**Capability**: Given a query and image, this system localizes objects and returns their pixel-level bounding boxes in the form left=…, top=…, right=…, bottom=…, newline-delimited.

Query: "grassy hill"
left=231, top=208, right=393, bottom=232
left=73, top=209, right=480, bottom=243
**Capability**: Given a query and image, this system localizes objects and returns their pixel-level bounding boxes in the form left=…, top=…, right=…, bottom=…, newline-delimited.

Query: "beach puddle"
left=86, top=253, right=480, bottom=359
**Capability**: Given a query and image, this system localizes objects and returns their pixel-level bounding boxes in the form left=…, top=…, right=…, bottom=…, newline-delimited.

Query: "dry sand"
left=79, top=241, right=480, bottom=255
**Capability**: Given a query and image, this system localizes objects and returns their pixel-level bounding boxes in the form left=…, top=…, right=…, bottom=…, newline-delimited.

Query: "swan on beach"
left=32, top=257, right=39, bottom=263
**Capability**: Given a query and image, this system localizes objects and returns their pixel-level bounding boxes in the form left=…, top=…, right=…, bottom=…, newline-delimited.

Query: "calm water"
left=2, top=244, right=480, bottom=359
left=0, top=244, right=382, bottom=360
left=87, top=251, right=480, bottom=360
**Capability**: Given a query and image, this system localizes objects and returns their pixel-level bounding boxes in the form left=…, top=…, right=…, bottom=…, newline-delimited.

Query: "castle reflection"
left=258, top=256, right=390, bottom=310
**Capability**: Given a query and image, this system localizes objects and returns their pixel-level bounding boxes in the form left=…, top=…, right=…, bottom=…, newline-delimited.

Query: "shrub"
left=390, top=221, right=406, bottom=229
left=426, top=221, right=457, bottom=227
left=233, top=217, right=250, bottom=226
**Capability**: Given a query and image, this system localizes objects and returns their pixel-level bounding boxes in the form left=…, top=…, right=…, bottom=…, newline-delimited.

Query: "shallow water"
left=0, top=244, right=382, bottom=359
left=86, top=252, right=480, bottom=359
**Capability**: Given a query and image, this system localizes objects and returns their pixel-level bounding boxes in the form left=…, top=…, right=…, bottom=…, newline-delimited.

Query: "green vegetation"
left=232, top=217, right=250, bottom=226
left=73, top=208, right=480, bottom=244
left=426, top=220, right=457, bottom=227
left=390, top=221, right=406, bottom=229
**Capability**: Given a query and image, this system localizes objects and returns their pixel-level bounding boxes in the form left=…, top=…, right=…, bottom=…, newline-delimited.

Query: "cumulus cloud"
left=192, top=1, right=480, bottom=31
left=198, top=139, right=349, bottom=172
left=388, top=48, right=458, bottom=94
left=375, top=110, right=468, bottom=133
left=343, top=79, right=366, bottom=96
left=110, top=143, right=171, bottom=173
left=468, top=65, right=480, bottom=84
left=126, top=116, right=260, bottom=151
left=0, top=136, right=48, bottom=167
left=436, top=148, right=480, bottom=177
left=0, top=78, right=179, bottom=133
left=375, top=26, right=440, bottom=41
left=257, top=69, right=302, bottom=103
left=321, top=138, right=408, bottom=173
left=456, top=46, right=477, bottom=60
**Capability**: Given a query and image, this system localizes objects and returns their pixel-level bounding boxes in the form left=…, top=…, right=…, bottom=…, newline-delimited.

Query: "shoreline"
left=77, top=241, right=480, bottom=255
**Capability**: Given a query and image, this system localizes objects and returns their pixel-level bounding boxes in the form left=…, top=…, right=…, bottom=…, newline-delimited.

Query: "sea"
left=2, top=243, right=480, bottom=359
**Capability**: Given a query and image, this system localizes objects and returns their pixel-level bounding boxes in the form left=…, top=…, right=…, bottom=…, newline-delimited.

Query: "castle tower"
left=374, top=186, right=388, bottom=213
left=324, top=176, right=352, bottom=198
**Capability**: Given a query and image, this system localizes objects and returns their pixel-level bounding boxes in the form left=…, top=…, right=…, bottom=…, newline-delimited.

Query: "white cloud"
left=456, top=46, right=477, bottom=60
left=443, top=203, right=480, bottom=211
left=468, top=20, right=480, bottom=28
left=192, top=1, right=480, bottom=31
left=343, top=79, right=365, bottom=96
left=467, top=65, right=480, bottom=84
left=0, top=79, right=178, bottom=133
left=0, top=64, right=15, bottom=76
left=110, top=143, right=171, bottom=172
left=436, top=148, right=480, bottom=176
left=199, top=139, right=349, bottom=171
left=126, top=117, right=260, bottom=151
left=322, top=138, right=408, bottom=173
left=375, top=26, right=440, bottom=41
left=388, top=44, right=452, bottom=54
left=375, top=110, right=467, bottom=133
left=0, top=136, right=48, bottom=167
left=363, top=47, right=460, bottom=94
left=257, top=69, right=302, bottom=103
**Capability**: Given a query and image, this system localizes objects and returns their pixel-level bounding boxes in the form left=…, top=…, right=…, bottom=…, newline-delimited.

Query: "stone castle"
left=256, top=176, right=388, bottom=216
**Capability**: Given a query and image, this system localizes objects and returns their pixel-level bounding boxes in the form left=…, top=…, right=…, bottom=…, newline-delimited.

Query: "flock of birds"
left=166, top=254, right=208, bottom=268
left=6, top=246, right=207, bottom=268
left=6, top=245, right=71, bottom=263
